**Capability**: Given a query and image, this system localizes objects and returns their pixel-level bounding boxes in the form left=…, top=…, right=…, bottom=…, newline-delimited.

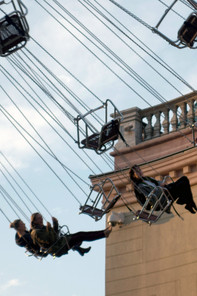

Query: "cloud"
left=0, top=278, right=21, bottom=294
left=51, top=206, right=70, bottom=216
left=0, top=99, right=77, bottom=170
left=1, top=0, right=197, bottom=176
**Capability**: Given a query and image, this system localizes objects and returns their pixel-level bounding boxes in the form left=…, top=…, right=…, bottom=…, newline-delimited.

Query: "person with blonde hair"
left=10, top=219, right=47, bottom=257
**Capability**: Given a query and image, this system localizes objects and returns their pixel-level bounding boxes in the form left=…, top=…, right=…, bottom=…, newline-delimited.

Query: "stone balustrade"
left=140, top=92, right=197, bottom=141
left=117, top=92, right=197, bottom=149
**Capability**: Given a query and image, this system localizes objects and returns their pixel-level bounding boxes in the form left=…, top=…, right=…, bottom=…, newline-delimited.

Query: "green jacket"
left=31, top=223, right=70, bottom=256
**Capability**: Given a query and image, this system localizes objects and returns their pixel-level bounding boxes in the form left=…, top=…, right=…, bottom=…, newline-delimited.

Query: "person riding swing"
left=30, top=213, right=112, bottom=257
left=10, top=219, right=48, bottom=257
left=129, top=165, right=197, bottom=214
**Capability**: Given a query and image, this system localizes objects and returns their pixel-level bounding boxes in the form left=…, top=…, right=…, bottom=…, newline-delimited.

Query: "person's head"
left=129, top=165, right=143, bottom=182
left=30, top=213, right=43, bottom=229
left=10, top=219, right=26, bottom=233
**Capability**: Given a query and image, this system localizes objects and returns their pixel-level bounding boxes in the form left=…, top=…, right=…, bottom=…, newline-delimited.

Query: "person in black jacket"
left=129, top=164, right=197, bottom=214
left=10, top=219, right=48, bottom=257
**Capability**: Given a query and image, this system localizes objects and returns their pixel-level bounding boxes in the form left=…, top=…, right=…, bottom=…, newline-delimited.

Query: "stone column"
left=153, top=111, right=161, bottom=137
left=114, top=107, right=142, bottom=149
left=144, top=114, right=153, bottom=140
left=162, top=109, right=169, bottom=134
left=170, top=107, right=177, bottom=132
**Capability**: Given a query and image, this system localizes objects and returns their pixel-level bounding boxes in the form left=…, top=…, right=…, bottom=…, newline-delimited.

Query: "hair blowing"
left=30, top=212, right=40, bottom=229
left=129, top=165, right=140, bottom=182
left=10, top=219, right=21, bottom=230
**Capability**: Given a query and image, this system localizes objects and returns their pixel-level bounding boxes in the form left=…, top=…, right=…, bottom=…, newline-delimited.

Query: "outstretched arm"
left=52, top=217, right=59, bottom=233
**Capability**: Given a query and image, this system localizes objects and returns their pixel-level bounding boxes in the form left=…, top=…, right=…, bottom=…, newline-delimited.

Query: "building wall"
left=104, top=147, right=197, bottom=296
left=106, top=186, right=197, bottom=296
left=101, top=93, right=197, bottom=296
left=88, top=93, right=197, bottom=295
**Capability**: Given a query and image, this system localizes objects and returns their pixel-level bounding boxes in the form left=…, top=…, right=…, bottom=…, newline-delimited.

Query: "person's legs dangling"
left=166, top=176, right=197, bottom=214
left=69, top=227, right=112, bottom=249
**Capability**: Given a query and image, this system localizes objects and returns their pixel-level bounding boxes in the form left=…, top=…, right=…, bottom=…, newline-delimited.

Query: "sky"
left=1, top=0, right=197, bottom=295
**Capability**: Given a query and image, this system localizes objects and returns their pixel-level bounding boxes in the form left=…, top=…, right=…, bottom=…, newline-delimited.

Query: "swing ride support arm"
left=155, top=0, right=178, bottom=29
left=106, top=99, right=124, bottom=122
left=151, top=27, right=185, bottom=47
left=78, top=105, right=104, bottom=120
left=186, top=0, right=197, bottom=10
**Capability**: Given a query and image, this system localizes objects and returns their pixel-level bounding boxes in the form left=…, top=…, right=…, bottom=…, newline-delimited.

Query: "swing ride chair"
left=24, top=249, right=40, bottom=259
left=79, top=178, right=121, bottom=221
left=0, top=0, right=29, bottom=57
left=39, top=225, right=71, bottom=260
left=24, top=225, right=71, bottom=260
left=51, top=224, right=71, bottom=259
left=177, top=12, right=197, bottom=48
left=151, top=0, right=197, bottom=49
left=75, top=99, right=126, bottom=154
left=134, top=176, right=175, bottom=225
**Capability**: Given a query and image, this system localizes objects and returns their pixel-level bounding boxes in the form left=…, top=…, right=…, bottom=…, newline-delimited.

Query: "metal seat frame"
left=79, top=178, right=121, bottom=221
left=36, top=225, right=71, bottom=260
left=152, top=0, right=197, bottom=49
left=133, top=176, right=176, bottom=225
left=177, top=12, right=197, bottom=48
left=75, top=99, right=124, bottom=154
left=0, top=0, right=29, bottom=56
left=134, top=186, right=173, bottom=225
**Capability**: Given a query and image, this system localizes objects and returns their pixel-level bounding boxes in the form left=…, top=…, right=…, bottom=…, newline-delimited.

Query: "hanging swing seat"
left=37, top=225, right=71, bottom=259
left=177, top=12, right=197, bottom=48
left=0, top=11, right=29, bottom=56
left=80, top=119, right=121, bottom=153
left=81, top=132, right=100, bottom=150
left=99, top=119, right=120, bottom=144
left=80, top=193, right=121, bottom=221
left=135, top=210, right=158, bottom=223
left=133, top=184, right=173, bottom=225
left=79, top=178, right=121, bottom=221
left=75, top=99, right=127, bottom=154
left=151, top=0, right=197, bottom=49
left=79, top=205, right=104, bottom=219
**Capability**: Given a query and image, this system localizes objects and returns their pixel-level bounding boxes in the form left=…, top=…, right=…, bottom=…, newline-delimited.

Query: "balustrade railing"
left=140, top=95, right=197, bottom=141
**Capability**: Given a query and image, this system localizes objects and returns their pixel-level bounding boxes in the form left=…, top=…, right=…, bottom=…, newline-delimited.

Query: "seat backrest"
left=98, top=119, right=120, bottom=147
left=79, top=178, right=121, bottom=220
left=135, top=185, right=172, bottom=224
left=0, top=13, right=28, bottom=55
left=178, top=13, right=197, bottom=46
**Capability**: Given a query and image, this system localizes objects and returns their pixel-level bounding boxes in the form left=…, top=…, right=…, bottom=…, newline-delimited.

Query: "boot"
left=191, top=200, right=197, bottom=211
left=165, top=205, right=172, bottom=214
left=185, top=203, right=196, bottom=214
left=176, top=197, right=186, bottom=205
left=104, top=225, right=112, bottom=237
left=73, top=246, right=91, bottom=256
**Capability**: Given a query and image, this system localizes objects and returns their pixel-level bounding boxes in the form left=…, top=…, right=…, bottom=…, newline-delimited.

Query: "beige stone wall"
left=88, top=93, right=197, bottom=296
left=106, top=184, right=197, bottom=296
left=105, top=151, right=197, bottom=296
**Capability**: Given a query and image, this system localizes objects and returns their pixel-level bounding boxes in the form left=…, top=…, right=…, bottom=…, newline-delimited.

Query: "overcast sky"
left=1, top=0, right=197, bottom=295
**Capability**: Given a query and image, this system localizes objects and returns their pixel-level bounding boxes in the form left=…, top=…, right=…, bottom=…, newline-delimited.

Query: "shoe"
left=165, top=205, right=172, bottom=214
left=74, top=246, right=91, bottom=256
left=104, top=226, right=112, bottom=238
left=185, top=204, right=196, bottom=214
left=176, top=198, right=186, bottom=205
left=79, top=246, right=91, bottom=256
left=83, top=246, right=91, bottom=254
left=191, top=201, right=197, bottom=211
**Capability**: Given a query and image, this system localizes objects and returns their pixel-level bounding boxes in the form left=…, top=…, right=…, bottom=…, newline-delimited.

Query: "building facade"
left=90, top=91, right=197, bottom=296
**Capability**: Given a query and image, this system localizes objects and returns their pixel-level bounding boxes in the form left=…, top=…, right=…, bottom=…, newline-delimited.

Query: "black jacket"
left=15, top=231, right=48, bottom=257
left=133, top=177, right=162, bottom=210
